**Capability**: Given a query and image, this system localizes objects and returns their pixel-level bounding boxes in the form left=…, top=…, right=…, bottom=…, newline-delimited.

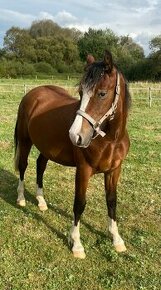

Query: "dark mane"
left=80, top=61, right=131, bottom=110
left=81, top=61, right=106, bottom=90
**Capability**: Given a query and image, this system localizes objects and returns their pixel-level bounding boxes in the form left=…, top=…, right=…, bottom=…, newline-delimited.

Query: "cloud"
left=0, top=8, right=78, bottom=29
left=0, top=1, right=161, bottom=55
left=131, top=32, right=153, bottom=55
left=38, top=11, right=55, bottom=21
left=54, top=10, right=77, bottom=25
left=0, top=9, right=34, bottom=26
left=38, top=10, right=77, bottom=24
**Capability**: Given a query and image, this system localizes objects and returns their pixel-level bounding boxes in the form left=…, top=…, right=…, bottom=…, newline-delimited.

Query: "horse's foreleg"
left=104, top=165, right=126, bottom=252
left=36, top=153, right=48, bottom=211
left=69, top=164, right=92, bottom=259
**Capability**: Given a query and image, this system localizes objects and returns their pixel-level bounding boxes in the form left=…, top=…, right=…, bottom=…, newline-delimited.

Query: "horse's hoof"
left=17, top=199, right=26, bottom=207
left=38, top=204, right=48, bottom=211
left=73, top=250, right=86, bottom=259
left=36, top=196, right=48, bottom=211
left=115, top=243, right=127, bottom=253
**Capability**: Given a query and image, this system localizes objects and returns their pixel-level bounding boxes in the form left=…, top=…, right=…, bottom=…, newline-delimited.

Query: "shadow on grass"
left=48, top=203, right=107, bottom=239
left=0, top=168, right=107, bottom=250
left=0, top=168, right=69, bottom=247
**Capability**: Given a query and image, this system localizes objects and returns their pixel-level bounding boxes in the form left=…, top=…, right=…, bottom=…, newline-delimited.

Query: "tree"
left=4, top=27, right=36, bottom=62
left=149, top=35, right=161, bottom=80
left=62, top=27, right=83, bottom=43
left=30, top=20, right=61, bottom=38
left=0, top=48, right=6, bottom=59
left=78, top=28, right=119, bottom=61
left=1, top=20, right=152, bottom=78
left=149, top=35, right=161, bottom=52
left=34, top=37, right=52, bottom=63
left=119, top=36, right=144, bottom=59
left=117, top=35, right=145, bottom=78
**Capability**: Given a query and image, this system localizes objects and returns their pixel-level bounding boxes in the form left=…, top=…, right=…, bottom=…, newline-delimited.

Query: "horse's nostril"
left=76, top=135, right=82, bottom=146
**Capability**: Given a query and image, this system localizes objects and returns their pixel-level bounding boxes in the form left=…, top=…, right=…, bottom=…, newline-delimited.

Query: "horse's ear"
left=86, top=54, right=95, bottom=65
left=104, top=50, right=113, bottom=72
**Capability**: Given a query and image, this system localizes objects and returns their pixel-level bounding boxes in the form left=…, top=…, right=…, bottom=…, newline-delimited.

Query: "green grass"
left=0, top=81, right=161, bottom=290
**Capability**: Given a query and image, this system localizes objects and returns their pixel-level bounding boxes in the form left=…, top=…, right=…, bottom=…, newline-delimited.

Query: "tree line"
left=0, top=19, right=161, bottom=81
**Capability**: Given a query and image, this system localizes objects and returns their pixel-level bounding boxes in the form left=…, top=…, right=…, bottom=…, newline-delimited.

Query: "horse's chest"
left=87, top=143, right=120, bottom=172
left=97, top=147, right=117, bottom=172
left=97, top=155, right=120, bottom=172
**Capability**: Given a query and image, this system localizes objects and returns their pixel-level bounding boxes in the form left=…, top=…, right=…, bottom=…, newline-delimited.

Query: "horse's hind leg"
left=16, top=140, right=32, bottom=207
left=36, top=153, right=48, bottom=211
left=104, top=164, right=126, bottom=252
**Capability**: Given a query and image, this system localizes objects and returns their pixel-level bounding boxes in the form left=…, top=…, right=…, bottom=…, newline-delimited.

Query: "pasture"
left=0, top=78, right=161, bottom=290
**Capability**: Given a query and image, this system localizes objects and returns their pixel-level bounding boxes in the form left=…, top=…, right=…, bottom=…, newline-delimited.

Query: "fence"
left=129, top=86, right=161, bottom=108
left=0, top=83, right=161, bottom=108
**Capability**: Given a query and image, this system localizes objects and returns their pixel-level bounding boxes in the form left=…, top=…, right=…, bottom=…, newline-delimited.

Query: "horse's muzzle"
left=69, top=129, right=92, bottom=148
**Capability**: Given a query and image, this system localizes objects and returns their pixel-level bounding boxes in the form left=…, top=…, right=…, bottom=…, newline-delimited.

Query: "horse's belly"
left=34, top=141, right=76, bottom=166
left=48, top=146, right=76, bottom=166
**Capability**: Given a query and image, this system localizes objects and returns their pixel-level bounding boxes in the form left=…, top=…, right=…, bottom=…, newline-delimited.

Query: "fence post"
left=148, top=87, right=152, bottom=108
left=24, top=84, right=27, bottom=95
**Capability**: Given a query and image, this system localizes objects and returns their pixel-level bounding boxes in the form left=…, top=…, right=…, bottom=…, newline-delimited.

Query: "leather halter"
left=76, top=72, right=120, bottom=138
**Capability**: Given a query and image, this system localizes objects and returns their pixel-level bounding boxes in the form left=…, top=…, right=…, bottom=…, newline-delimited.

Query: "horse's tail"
left=14, top=120, right=20, bottom=172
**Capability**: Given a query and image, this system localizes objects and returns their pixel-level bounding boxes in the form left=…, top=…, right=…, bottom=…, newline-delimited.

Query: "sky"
left=0, top=0, right=161, bottom=56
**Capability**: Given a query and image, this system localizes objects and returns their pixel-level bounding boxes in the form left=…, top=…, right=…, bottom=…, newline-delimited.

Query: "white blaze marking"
left=69, top=87, right=92, bottom=144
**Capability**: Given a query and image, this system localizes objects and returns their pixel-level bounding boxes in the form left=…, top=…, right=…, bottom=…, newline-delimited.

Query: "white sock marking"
left=17, top=180, right=25, bottom=201
left=17, top=180, right=26, bottom=206
left=69, top=221, right=85, bottom=254
left=109, top=218, right=125, bottom=246
left=36, top=185, right=48, bottom=211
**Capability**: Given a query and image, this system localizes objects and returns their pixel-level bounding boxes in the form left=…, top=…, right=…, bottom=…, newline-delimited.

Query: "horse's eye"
left=98, top=91, right=107, bottom=98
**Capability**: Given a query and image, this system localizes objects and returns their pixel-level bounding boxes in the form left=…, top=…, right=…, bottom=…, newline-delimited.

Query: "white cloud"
left=67, top=23, right=91, bottom=32
left=38, top=10, right=77, bottom=24
left=0, top=8, right=78, bottom=29
left=54, top=10, right=77, bottom=24
left=0, top=9, right=34, bottom=26
left=38, top=11, right=55, bottom=21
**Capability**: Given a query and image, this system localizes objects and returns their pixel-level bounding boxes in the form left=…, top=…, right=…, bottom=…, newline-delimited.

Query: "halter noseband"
left=76, top=72, right=120, bottom=138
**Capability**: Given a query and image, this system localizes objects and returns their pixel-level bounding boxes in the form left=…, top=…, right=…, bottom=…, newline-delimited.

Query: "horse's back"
left=19, top=85, right=76, bottom=112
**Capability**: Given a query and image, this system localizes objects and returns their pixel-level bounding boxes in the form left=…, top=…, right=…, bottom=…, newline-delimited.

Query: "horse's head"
left=69, top=50, right=123, bottom=148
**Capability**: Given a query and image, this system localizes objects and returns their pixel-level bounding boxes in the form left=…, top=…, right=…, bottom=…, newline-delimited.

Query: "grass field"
left=0, top=79, right=161, bottom=290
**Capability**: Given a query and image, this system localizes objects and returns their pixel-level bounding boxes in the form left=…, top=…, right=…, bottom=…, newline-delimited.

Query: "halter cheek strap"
left=76, top=72, right=120, bottom=138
